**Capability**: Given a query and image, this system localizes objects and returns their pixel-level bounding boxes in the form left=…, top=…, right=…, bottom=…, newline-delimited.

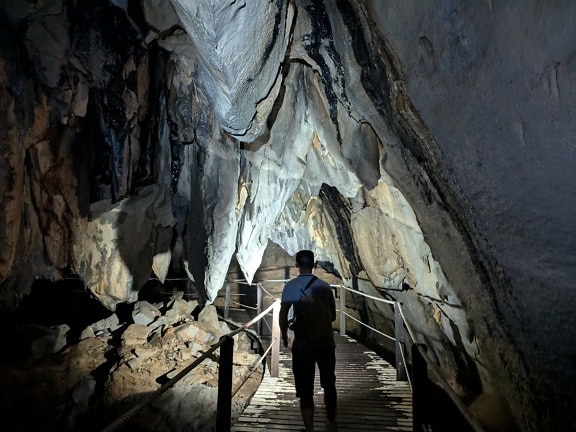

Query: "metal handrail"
left=337, top=283, right=396, bottom=304
left=338, top=309, right=395, bottom=342
left=336, top=286, right=485, bottom=432
left=100, top=299, right=281, bottom=432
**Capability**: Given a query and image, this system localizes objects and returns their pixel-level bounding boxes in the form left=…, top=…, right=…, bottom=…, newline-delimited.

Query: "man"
left=280, top=250, right=337, bottom=432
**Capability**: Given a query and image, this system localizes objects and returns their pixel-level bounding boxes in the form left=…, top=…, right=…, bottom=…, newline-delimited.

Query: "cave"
left=1, top=1, right=575, bottom=431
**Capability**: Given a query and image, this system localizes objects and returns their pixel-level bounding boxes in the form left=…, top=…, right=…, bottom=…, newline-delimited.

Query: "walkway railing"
left=226, top=276, right=486, bottom=432
left=100, top=299, right=281, bottom=432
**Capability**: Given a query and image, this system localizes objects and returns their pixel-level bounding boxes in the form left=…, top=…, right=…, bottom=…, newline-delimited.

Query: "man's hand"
left=282, top=333, right=293, bottom=349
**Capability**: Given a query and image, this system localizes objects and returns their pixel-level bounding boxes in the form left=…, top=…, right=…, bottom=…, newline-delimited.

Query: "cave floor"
left=232, top=333, right=412, bottom=431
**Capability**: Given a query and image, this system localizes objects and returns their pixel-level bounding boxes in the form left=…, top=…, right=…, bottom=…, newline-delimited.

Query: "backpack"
left=287, top=276, right=317, bottom=332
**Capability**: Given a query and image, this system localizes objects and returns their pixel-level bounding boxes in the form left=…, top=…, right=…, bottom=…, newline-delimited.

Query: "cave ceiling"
left=0, top=1, right=575, bottom=431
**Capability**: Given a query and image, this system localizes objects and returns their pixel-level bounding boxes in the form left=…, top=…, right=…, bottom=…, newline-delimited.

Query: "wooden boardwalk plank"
left=232, top=334, right=412, bottom=432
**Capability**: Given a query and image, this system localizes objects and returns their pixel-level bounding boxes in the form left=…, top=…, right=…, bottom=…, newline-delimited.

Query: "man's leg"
left=292, top=346, right=316, bottom=431
left=318, top=347, right=337, bottom=427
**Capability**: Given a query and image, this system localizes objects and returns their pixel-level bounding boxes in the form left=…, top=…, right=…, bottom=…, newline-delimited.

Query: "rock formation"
left=0, top=1, right=574, bottom=431
left=0, top=296, right=260, bottom=431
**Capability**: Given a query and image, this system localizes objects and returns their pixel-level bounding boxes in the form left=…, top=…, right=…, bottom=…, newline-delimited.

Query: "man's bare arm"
left=279, top=302, right=291, bottom=346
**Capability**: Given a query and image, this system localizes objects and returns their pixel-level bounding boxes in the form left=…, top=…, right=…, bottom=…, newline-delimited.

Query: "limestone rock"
left=79, top=326, right=95, bottom=340
left=73, top=186, right=176, bottom=309
left=170, top=0, right=294, bottom=140
left=72, top=377, right=96, bottom=404
left=165, top=298, right=193, bottom=324
left=148, top=316, right=168, bottom=331
left=121, top=324, right=151, bottom=347
left=197, top=305, right=220, bottom=334
left=91, top=314, right=121, bottom=334
left=132, top=300, right=161, bottom=326
left=233, top=352, right=258, bottom=367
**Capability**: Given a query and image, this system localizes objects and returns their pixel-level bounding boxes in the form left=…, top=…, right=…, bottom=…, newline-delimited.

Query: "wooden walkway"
left=232, top=333, right=412, bottom=432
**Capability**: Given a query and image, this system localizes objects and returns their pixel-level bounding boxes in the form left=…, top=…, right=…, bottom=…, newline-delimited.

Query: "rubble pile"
left=0, top=294, right=262, bottom=431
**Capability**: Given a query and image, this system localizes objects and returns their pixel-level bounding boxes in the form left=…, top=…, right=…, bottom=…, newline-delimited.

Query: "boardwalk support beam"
left=216, top=335, right=234, bottom=432
left=224, top=282, right=231, bottom=320
left=256, top=283, right=262, bottom=336
left=412, top=344, right=428, bottom=432
left=339, top=285, right=346, bottom=336
left=394, top=303, right=407, bottom=381
left=271, top=300, right=280, bottom=377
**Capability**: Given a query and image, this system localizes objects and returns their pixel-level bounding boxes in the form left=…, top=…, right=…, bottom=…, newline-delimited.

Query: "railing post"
left=224, top=282, right=231, bottom=320
left=256, top=283, right=262, bottom=336
left=216, top=335, right=234, bottom=432
left=271, top=300, right=280, bottom=377
left=394, top=303, right=407, bottom=381
left=339, top=285, right=346, bottom=336
left=412, top=344, right=428, bottom=432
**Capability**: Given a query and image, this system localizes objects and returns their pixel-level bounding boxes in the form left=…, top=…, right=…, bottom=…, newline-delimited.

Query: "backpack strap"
left=300, top=275, right=318, bottom=296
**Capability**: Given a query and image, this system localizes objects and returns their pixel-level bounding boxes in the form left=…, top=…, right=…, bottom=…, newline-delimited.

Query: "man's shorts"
left=291, top=345, right=336, bottom=398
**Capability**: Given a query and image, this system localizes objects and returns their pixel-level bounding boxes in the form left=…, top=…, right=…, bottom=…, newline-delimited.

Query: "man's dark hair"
left=296, top=250, right=315, bottom=268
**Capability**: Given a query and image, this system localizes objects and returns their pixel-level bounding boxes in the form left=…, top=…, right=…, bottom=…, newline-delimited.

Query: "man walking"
left=280, top=250, right=337, bottom=432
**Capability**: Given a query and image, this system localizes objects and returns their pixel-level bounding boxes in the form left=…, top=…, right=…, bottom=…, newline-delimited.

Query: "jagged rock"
left=121, top=324, right=151, bottom=347
left=79, top=326, right=95, bottom=340
left=148, top=316, right=168, bottom=331
left=132, top=300, right=161, bottom=326
left=141, top=0, right=181, bottom=33
left=170, top=0, right=293, bottom=140
left=51, top=324, right=70, bottom=353
left=233, top=352, right=258, bottom=367
left=175, top=323, right=199, bottom=340
left=219, top=321, right=231, bottom=337
left=133, top=346, right=157, bottom=361
left=175, top=323, right=213, bottom=345
left=197, top=305, right=220, bottom=334
left=127, top=357, right=144, bottom=370
left=91, top=314, right=121, bottom=334
left=74, top=187, right=176, bottom=309
left=165, top=298, right=193, bottom=324
left=29, top=324, right=69, bottom=361
left=72, top=377, right=96, bottom=404
left=187, top=300, right=199, bottom=314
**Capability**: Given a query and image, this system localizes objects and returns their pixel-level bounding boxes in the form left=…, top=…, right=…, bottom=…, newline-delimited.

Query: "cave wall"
left=0, top=1, right=574, bottom=431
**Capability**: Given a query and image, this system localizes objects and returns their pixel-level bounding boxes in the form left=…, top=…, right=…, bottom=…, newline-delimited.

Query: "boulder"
left=121, top=324, right=151, bottom=347
left=79, top=326, right=95, bottom=340
left=165, top=299, right=193, bottom=324
left=91, top=314, right=121, bottom=334
left=148, top=316, right=168, bottom=331
left=72, top=377, right=96, bottom=404
left=132, top=300, right=161, bottom=325
left=197, top=305, right=220, bottom=334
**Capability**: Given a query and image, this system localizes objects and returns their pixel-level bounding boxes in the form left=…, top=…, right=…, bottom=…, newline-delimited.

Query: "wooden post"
left=271, top=301, right=280, bottom=377
left=412, top=344, right=428, bottom=432
left=216, top=335, right=234, bottom=432
left=256, top=283, right=263, bottom=336
left=224, top=282, right=231, bottom=320
left=394, top=303, right=407, bottom=381
left=339, top=285, right=346, bottom=336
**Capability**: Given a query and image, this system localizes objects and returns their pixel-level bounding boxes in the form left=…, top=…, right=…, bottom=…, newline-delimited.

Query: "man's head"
left=295, top=250, right=315, bottom=272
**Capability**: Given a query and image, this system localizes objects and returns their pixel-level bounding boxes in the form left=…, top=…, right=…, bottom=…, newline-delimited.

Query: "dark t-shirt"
left=281, top=274, right=335, bottom=348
